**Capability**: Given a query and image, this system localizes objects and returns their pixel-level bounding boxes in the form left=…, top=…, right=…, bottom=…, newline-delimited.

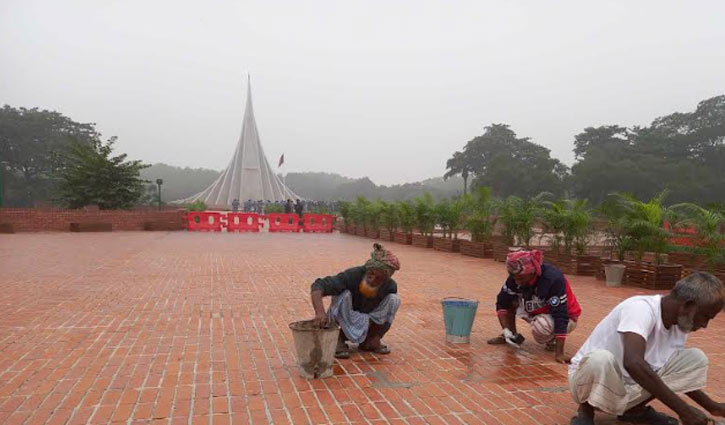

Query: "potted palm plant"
left=433, top=197, right=466, bottom=252
left=460, top=187, right=496, bottom=258
left=337, top=201, right=352, bottom=233
left=352, top=197, right=369, bottom=237
left=378, top=200, right=399, bottom=242
left=614, top=192, right=682, bottom=289
left=597, top=195, right=633, bottom=284
left=365, top=200, right=382, bottom=239
left=412, top=193, right=435, bottom=248
left=493, top=196, right=538, bottom=261
left=394, top=201, right=414, bottom=245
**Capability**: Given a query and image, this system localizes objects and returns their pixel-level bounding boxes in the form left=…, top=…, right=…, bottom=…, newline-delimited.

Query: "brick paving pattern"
left=1, top=232, right=723, bottom=425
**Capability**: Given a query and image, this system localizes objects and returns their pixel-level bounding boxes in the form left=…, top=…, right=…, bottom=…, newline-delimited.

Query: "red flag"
left=278, top=154, right=284, bottom=167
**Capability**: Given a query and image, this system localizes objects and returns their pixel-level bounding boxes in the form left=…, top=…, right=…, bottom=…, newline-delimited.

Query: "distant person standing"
left=285, top=199, right=293, bottom=214
left=295, top=199, right=304, bottom=218
left=231, top=199, right=240, bottom=212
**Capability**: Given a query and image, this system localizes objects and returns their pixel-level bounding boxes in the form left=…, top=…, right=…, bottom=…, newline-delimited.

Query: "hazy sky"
left=2, top=1, right=724, bottom=185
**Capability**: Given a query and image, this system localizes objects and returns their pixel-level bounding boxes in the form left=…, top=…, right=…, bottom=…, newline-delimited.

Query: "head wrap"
left=364, top=243, right=400, bottom=276
left=506, top=249, right=543, bottom=277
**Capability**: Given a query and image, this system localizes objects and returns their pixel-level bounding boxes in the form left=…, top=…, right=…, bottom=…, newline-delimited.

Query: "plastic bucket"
left=289, top=320, right=340, bottom=379
left=441, top=297, right=479, bottom=344
left=605, top=264, right=626, bottom=287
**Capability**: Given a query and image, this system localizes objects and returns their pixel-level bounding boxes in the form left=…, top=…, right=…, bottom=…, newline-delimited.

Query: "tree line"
left=1, top=94, right=723, bottom=208
left=444, top=95, right=725, bottom=206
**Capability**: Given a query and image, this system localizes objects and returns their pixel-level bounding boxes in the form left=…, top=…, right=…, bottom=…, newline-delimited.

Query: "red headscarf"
left=506, top=249, right=543, bottom=278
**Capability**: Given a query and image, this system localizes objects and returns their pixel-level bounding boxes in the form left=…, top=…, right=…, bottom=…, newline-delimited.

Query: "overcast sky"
left=2, top=1, right=724, bottom=185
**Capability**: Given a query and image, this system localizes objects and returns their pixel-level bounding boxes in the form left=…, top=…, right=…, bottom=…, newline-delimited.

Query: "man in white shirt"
left=568, top=272, right=725, bottom=425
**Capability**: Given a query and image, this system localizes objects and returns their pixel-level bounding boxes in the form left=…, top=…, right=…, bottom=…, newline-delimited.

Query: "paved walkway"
left=0, top=232, right=723, bottom=425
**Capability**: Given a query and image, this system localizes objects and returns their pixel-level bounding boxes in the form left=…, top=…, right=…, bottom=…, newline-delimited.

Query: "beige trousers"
left=569, top=348, right=709, bottom=416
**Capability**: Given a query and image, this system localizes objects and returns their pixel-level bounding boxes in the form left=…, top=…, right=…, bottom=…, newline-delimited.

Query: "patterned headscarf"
left=506, top=249, right=543, bottom=277
left=365, top=243, right=401, bottom=276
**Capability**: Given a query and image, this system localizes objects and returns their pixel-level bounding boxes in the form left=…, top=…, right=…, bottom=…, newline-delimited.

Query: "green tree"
left=444, top=151, right=473, bottom=195
left=460, top=124, right=567, bottom=198
left=571, top=96, right=725, bottom=204
left=55, top=138, right=148, bottom=209
left=0, top=105, right=100, bottom=206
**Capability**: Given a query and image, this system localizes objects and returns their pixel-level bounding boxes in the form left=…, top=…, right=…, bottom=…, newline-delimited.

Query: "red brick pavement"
left=0, top=232, right=723, bottom=425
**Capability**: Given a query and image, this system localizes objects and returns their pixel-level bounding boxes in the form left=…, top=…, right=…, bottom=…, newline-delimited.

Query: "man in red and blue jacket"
left=488, top=249, right=582, bottom=364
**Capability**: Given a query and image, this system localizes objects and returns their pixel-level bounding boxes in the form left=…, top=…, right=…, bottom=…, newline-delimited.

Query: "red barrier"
left=267, top=213, right=301, bottom=232
left=186, top=212, right=224, bottom=232
left=664, top=221, right=696, bottom=247
left=302, top=214, right=336, bottom=233
left=226, top=213, right=263, bottom=232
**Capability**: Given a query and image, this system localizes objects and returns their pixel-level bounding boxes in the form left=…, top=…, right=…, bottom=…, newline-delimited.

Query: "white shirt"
left=569, top=295, right=687, bottom=383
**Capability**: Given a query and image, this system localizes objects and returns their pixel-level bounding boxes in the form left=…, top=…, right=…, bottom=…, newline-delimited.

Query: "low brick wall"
left=0, top=208, right=186, bottom=232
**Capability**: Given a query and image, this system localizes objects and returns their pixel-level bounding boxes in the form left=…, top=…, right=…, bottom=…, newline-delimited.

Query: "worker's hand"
left=680, top=405, right=710, bottom=425
left=312, top=313, right=329, bottom=328
left=554, top=353, right=571, bottom=364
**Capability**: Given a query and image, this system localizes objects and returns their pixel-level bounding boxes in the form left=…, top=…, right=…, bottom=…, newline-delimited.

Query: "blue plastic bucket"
left=441, top=297, right=479, bottom=343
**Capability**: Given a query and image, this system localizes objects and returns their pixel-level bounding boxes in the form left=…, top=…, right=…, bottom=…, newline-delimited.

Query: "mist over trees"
left=445, top=94, right=725, bottom=206
left=2, top=94, right=724, bottom=208
left=139, top=163, right=220, bottom=204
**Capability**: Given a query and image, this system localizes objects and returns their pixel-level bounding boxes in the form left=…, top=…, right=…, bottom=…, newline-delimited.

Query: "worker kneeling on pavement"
left=488, top=249, right=582, bottom=364
left=310, top=243, right=401, bottom=359
left=568, top=272, right=725, bottom=425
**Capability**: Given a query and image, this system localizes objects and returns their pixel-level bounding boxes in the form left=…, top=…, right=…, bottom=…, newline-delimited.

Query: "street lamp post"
left=156, top=178, right=163, bottom=211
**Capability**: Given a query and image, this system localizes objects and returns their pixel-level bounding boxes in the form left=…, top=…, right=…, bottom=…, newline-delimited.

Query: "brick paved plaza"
left=1, top=232, right=723, bottom=425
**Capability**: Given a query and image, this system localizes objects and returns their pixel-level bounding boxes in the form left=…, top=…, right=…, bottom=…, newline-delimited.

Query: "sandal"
left=359, top=344, right=391, bottom=355
left=334, top=349, right=351, bottom=359
left=617, top=406, right=678, bottom=425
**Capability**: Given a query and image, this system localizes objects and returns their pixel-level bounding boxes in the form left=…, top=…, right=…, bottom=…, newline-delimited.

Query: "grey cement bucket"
left=289, top=320, right=340, bottom=379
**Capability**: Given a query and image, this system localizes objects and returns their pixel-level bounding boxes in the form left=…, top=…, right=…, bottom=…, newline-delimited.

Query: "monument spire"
left=179, top=78, right=300, bottom=206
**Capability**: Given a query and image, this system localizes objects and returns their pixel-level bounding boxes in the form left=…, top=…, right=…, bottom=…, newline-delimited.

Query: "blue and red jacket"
left=495, top=263, right=582, bottom=340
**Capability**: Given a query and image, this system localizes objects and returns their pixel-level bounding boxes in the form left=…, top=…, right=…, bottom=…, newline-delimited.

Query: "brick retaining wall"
left=0, top=208, right=186, bottom=232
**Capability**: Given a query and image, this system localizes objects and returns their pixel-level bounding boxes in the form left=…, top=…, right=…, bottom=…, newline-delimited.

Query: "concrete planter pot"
left=604, top=263, right=626, bottom=287
left=432, top=237, right=460, bottom=253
